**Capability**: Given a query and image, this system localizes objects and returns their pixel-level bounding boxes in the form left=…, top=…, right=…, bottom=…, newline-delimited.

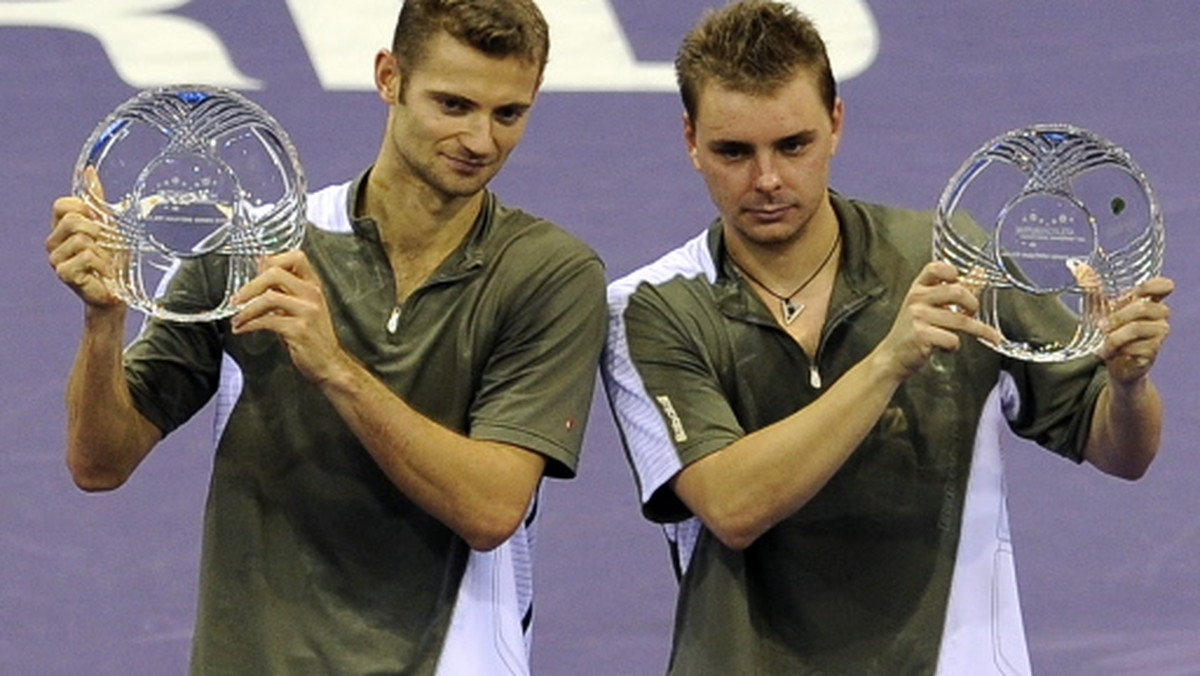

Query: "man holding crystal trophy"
left=44, top=0, right=606, bottom=673
left=601, top=1, right=1174, bottom=673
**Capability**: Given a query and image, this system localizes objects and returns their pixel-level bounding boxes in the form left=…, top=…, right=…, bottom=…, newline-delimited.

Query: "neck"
left=362, top=159, right=484, bottom=259
left=726, top=198, right=841, bottom=290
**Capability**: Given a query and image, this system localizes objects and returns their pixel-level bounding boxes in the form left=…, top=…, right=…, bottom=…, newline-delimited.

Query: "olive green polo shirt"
left=125, top=172, right=606, bottom=674
left=604, top=193, right=1104, bottom=674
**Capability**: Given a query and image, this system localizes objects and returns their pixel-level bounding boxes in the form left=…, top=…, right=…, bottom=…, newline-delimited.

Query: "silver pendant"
left=782, top=299, right=804, bottom=325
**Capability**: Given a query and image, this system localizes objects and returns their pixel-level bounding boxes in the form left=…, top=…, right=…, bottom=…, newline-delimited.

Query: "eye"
left=778, top=136, right=809, bottom=155
left=711, top=143, right=750, bottom=160
left=436, top=95, right=471, bottom=115
left=494, top=106, right=528, bottom=126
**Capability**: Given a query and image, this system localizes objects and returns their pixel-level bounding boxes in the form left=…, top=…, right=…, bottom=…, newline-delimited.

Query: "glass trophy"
left=934, top=123, right=1164, bottom=362
left=72, top=84, right=306, bottom=322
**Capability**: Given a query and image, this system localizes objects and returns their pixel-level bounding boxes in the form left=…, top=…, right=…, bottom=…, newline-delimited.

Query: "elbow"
left=1104, top=455, right=1155, bottom=482
left=67, top=460, right=129, bottom=492
left=676, top=478, right=771, bottom=551
left=462, top=527, right=515, bottom=553
left=1119, top=467, right=1149, bottom=482
left=66, top=447, right=132, bottom=493
left=63, top=423, right=157, bottom=492
left=697, top=506, right=766, bottom=552
left=460, top=502, right=528, bottom=552
left=464, top=531, right=509, bottom=553
left=1089, top=442, right=1158, bottom=482
left=709, top=527, right=756, bottom=552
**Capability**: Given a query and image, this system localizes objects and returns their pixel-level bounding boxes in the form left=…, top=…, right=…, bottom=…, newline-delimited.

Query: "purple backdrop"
left=2, top=2, right=1197, bottom=674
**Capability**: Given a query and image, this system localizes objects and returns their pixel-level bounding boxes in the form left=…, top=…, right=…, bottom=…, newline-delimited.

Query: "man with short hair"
left=603, top=1, right=1172, bottom=673
left=46, top=1, right=606, bottom=673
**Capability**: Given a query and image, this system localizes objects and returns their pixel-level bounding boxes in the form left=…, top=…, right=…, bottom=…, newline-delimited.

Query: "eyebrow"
left=428, top=89, right=533, bottom=114
left=496, top=102, right=533, bottom=115
left=777, top=131, right=817, bottom=147
left=706, top=130, right=817, bottom=152
left=707, top=139, right=752, bottom=152
left=428, top=90, right=477, bottom=106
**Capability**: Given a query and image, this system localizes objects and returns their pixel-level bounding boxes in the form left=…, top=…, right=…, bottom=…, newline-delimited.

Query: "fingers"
left=911, top=262, right=1002, bottom=344
left=49, top=236, right=111, bottom=281
left=904, top=305, right=965, bottom=353
left=1102, top=277, right=1172, bottom=337
left=879, top=263, right=1005, bottom=378
left=230, top=288, right=309, bottom=334
left=230, top=251, right=324, bottom=333
left=232, top=252, right=315, bottom=302
left=80, top=165, right=107, bottom=202
left=47, top=196, right=122, bottom=306
left=1096, top=298, right=1171, bottom=362
left=1097, top=326, right=1166, bottom=382
left=1094, top=277, right=1172, bottom=380
left=914, top=260, right=960, bottom=286
left=226, top=251, right=345, bottom=383
left=48, top=197, right=98, bottom=246
left=262, top=249, right=318, bottom=278
left=908, top=301, right=1002, bottom=351
left=1130, top=276, right=1174, bottom=303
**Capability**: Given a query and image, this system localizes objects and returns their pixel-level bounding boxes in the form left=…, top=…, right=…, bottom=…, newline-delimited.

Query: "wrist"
left=82, top=303, right=127, bottom=336
left=864, top=346, right=913, bottom=386
left=1106, top=371, right=1150, bottom=402
left=312, top=349, right=368, bottom=394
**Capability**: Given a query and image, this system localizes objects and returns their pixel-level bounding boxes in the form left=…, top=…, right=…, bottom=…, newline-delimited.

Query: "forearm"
left=675, top=349, right=905, bottom=549
left=316, top=355, right=545, bottom=551
left=1084, top=377, right=1162, bottom=479
left=1083, top=276, right=1173, bottom=479
left=66, top=306, right=161, bottom=490
left=662, top=261, right=1006, bottom=549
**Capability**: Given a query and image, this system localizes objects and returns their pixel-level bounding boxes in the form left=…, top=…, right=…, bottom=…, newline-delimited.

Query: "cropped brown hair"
left=391, top=0, right=550, bottom=76
left=676, top=0, right=836, bottom=121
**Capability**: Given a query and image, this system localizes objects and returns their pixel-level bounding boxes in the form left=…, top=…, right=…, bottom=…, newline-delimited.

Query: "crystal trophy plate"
left=73, top=84, right=306, bottom=322
left=934, top=123, right=1164, bottom=362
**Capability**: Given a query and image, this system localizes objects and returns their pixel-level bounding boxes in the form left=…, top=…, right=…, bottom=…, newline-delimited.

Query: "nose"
left=752, top=155, right=782, bottom=193
left=459, top=114, right=496, bottom=157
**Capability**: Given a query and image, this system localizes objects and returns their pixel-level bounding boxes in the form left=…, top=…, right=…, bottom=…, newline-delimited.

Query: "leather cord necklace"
left=732, top=230, right=841, bottom=325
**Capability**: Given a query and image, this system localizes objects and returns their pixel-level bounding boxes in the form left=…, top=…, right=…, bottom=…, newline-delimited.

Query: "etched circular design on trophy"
left=934, top=124, right=1163, bottom=362
left=73, top=85, right=306, bottom=322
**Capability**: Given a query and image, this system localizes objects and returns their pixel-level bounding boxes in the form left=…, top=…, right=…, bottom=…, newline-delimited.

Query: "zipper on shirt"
left=386, top=305, right=402, bottom=334
left=806, top=292, right=874, bottom=391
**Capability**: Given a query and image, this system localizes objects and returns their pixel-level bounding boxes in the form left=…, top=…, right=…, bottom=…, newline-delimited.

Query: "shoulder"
left=305, top=180, right=354, bottom=234
left=481, top=200, right=606, bottom=314
left=836, top=193, right=934, bottom=238
left=608, top=227, right=717, bottom=311
left=833, top=193, right=936, bottom=269
left=490, top=200, right=602, bottom=268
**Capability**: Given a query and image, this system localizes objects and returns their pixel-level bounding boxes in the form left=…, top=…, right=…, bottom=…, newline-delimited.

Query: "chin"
left=434, top=175, right=492, bottom=199
left=736, top=221, right=803, bottom=247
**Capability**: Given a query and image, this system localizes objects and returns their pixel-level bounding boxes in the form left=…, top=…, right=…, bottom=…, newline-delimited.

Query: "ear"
left=829, top=98, right=845, bottom=156
left=374, top=49, right=401, bottom=104
left=683, top=112, right=701, bottom=170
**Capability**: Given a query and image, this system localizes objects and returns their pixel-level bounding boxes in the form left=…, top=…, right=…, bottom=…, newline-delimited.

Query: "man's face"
left=382, top=33, right=541, bottom=199
left=685, top=70, right=843, bottom=248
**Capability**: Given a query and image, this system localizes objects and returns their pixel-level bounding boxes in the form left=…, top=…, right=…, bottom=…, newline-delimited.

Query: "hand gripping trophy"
left=934, top=123, right=1165, bottom=362
left=73, top=85, right=306, bottom=322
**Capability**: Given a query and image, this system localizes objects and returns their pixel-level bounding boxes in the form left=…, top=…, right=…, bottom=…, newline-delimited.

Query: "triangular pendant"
left=782, top=299, right=804, bottom=325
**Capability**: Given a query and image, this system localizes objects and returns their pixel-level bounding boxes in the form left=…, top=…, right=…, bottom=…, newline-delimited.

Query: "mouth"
left=443, top=154, right=491, bottom=175
left=744, top=203, right=795, bottom=223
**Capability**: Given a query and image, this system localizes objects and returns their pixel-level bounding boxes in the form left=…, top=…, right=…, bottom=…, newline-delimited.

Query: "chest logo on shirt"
left=655, top=395, right=688, bottom=443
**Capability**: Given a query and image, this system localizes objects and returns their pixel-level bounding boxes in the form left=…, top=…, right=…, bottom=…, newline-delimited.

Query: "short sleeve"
left=603, top=279, right=744, bottom=523
left=468, top=233, right=607, bottom=479
left=998, top=286, right=1109, bottom=462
